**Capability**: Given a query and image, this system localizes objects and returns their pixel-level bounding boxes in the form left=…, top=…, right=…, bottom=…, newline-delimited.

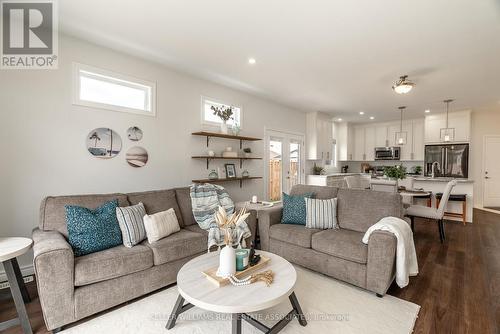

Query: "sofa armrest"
left=257, top=206, right=283, bottom=251
left=32, top=228, right=75, bottom=330
left=366, top=230, right=397, bottom=296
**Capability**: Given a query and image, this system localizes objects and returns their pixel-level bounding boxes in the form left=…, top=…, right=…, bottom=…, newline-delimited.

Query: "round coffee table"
left=166, top=250, right=306, bottom=333
left=0, top=237, right=33, bottom=334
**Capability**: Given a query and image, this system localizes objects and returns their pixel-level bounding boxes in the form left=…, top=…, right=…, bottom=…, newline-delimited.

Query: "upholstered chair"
left=345, top=175, right=371, bottom=189
left=405, top=180, right=458, bottom=243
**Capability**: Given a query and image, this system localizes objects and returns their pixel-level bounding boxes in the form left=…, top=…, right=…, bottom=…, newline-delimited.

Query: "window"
left=202, top=96, right=241, bottom=127
left=73, top=63, right=156, bottom=116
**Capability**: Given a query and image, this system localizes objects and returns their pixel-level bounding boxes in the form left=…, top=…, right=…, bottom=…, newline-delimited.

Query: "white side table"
left=0, top=237, right=33, bottom=334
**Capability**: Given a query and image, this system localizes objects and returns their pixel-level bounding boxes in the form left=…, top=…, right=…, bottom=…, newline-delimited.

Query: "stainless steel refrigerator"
left=424, top=144, right=469, bottom=178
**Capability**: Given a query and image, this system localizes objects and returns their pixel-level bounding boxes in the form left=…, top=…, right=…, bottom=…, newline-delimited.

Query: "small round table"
left=0, top=237, right=33, bottom=334
left=166, top=250, right=306, bottom=334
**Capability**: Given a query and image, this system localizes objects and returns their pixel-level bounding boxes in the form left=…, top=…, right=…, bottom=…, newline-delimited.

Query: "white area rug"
left=62, top=266, right=419, bottom=334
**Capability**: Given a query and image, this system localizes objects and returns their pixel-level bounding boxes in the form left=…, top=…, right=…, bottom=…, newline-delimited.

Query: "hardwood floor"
left=1, top=208, right=498, bottom=334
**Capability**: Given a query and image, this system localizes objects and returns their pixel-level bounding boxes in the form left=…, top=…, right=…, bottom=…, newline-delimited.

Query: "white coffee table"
left=0, top=237, right=33, bottom=334
left=166, top=250, right=306, bottom=334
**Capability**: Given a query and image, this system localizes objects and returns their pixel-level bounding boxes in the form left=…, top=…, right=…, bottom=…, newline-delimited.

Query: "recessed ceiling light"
left=359, top=111, right=365, bottom=115
left=369, top=116, right=375, bottom=120
left=337, top=118, right=342, bottom=122
left=425, top=109, right=430, bottom=113
left=248, top=58, right=256, bottom=65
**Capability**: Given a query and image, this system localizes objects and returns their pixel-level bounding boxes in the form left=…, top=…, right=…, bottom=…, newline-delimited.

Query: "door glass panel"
left=289, top=140, right=301, bottom=189
left=269, top=138, right=283, bottom=201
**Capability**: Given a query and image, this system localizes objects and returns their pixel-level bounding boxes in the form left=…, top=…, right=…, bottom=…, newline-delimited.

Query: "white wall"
left=0, top=35, right=306, bottom=275
left=470, top=106, right=500, bottom=207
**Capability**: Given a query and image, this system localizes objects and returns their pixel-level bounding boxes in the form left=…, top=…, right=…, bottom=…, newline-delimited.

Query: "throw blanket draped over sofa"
left=190, top=183, right=251, bottom=249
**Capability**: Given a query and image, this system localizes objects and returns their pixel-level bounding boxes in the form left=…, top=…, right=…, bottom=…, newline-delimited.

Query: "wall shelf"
left=192, top=131, right=262, bottom=149
left=191, top=156, right=263, bottom=169
left=192, top=176, right=262, bottom=188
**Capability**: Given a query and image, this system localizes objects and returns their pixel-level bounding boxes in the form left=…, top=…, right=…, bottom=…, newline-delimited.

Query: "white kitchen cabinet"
left=353, top=126, right=365, bottom=160
left=412, top=119, right=424, bottom=161
left=306, top=111, right=333, bottom=160
left=424, top=110, right=471, bottom=143
left=334, top=122, right=353, bottom=161
left=364, top=126, right=376, bottom=161
left=375, top=125, right=389, bottom=147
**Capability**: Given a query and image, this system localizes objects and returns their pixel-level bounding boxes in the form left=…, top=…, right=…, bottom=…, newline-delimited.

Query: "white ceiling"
left=60, top=0, right=500, bottom=122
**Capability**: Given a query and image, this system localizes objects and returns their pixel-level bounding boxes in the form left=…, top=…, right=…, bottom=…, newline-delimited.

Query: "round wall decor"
left=86, top=128, right=122, bottom=159
left=126, top=146, right=149, bottom=167
left=127, top=126, right=143, bottom=141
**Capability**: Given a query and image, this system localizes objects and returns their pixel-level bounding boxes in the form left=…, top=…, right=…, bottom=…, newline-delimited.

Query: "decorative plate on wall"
left=126, top=146, right=149, bottom=167
left=127, top=126, right=143, bottom=141
left=86, top=128, right=122, bottom=158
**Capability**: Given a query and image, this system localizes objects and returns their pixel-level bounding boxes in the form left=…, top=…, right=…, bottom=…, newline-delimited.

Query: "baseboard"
left=0, top=264, right=34, bottom=285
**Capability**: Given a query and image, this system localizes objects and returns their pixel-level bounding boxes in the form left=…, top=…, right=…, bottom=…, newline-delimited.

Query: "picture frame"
left=224, top=164, right=237, bottom=178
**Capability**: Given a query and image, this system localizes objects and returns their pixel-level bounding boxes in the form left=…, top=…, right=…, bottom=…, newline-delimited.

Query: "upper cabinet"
left=306, top=112, right=333, bottom=160
left=334, top=122, right=353, bottom=161
left=424, top=110, right=471, bottom=143
left=339, top=118, right=425, bottom=162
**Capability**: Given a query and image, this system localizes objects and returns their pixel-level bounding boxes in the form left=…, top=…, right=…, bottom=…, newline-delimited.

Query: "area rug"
left=62, top=266, right=420, bottom=334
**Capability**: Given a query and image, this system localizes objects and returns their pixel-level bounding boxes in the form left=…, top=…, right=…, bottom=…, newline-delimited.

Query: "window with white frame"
left=73, top=63, right=156, bottom=116
left=202, top=97, right=241, bottom=127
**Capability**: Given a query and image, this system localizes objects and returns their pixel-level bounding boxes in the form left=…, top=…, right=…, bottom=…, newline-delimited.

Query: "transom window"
left=73, top=63, right=156, bottom=116
left=202, top=96, right=242, bottom=127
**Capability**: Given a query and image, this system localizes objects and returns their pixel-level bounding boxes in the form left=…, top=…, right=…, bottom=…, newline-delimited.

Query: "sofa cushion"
left=312, top=229, right=367, bottom=264
left=184, top=224, right=208, bottom=236
left=337, top=188, right=402, bottom=233
left=174, top=187, right=197, bottom=226
left=144, top=229, right=206, bottom=265
left=74, top=244, right=153, bottom=286
left=269, top=224, right=321, bottom=248
left=40, top=193, right=129, bottom=237
left=127, top=189, right=185, bottom=227
left=116, top=202, right=147, bottom=247
left=66, top=200, right=123, bottom=257
left=290, top=185, right=338, bottom=199
left=143, top=208, right=181, bottom=243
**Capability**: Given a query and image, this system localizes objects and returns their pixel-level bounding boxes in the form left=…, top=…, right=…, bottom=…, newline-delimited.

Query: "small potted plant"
left=383, top=165, right=407, bottom=188
left=312, top=163, right=324, bottom=175
left=413, top=165, right=422, bottom=175
left=211, top=105, right=234, bottom=134
left=243, top=147, right=252, bottom=158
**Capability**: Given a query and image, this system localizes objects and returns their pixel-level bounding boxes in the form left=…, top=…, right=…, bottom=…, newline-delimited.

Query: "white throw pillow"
left=143, top=208, right=181, bottom=243
left=305, top=197, right=338, bottom=229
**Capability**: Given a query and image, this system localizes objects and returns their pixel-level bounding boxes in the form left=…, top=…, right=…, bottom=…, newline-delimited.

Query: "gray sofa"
left=258, top=185, right=403, bottom=296
left=32, top=187, right=257, bottom=331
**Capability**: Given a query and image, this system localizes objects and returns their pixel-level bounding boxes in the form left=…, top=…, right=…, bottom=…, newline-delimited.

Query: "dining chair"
left=345, top=176, right=362, bottom=189
left=370, top=181, right=398, bottom=193
left=405, top=179, right=457, bottom=243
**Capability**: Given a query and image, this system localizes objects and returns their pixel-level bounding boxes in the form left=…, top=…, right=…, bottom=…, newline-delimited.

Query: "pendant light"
left=392, top=75, right=415, bottom=94
left=395, top=106, right=407, bottom=145
left=440, top=99, right=455, bottom=142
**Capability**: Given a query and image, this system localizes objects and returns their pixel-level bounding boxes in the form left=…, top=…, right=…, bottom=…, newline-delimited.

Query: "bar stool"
left=435, top=193, right=467, bottom=225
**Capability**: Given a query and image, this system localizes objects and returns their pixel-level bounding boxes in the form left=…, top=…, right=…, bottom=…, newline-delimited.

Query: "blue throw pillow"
left=281, top=192, right=314, bottom=225
left=66, top=199, right=123, bottom=257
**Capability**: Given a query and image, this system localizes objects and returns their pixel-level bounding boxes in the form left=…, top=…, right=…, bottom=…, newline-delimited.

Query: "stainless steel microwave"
left=374, top=147, right=401, bottom=160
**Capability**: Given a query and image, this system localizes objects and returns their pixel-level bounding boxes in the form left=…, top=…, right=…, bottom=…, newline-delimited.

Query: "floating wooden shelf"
left=192, top=156, right=263, bottom=168
left=192, top=176, right=262, bottom=188
left=192, top=131, right=262, bottom=148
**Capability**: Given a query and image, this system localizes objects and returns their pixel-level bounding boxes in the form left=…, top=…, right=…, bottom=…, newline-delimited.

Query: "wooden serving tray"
left=202, top=256, right=270, bottom=287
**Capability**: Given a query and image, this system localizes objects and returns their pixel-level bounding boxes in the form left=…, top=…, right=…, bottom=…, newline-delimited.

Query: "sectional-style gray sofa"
left=258, top=184, right=403, bottom=296
left=32, top=188, right=256, bottom=331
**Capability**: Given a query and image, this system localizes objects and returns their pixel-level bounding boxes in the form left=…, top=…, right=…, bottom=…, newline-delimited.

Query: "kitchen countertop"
left=307, top=173, right=363, bottom=178
left=413, top=177, right=474, bottom=183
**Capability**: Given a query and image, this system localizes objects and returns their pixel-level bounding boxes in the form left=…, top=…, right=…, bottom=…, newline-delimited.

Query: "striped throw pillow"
left=305, top=198, right=338, bottom=229
left=116, top=202, right=147, bottom=247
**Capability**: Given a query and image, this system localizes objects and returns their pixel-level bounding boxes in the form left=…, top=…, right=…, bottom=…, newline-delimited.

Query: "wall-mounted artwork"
left=86, top=128, right=122, bottom=158
left=126, top=146, right=149, bottom=167
left=127, top=126, right=143, bottom=141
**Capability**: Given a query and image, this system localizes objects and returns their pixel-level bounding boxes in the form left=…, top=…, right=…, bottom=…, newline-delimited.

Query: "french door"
left=265, top=129, right=305, bottom=201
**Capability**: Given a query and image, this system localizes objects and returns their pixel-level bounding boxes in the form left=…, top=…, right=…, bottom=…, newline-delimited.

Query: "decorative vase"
left=220, top=121, right=228, bottom=134
left=232, top=124, right=241, bottom=136
left=216, top=245, right=236, bottom=277
left=242, top=170, right=250, bottom=178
